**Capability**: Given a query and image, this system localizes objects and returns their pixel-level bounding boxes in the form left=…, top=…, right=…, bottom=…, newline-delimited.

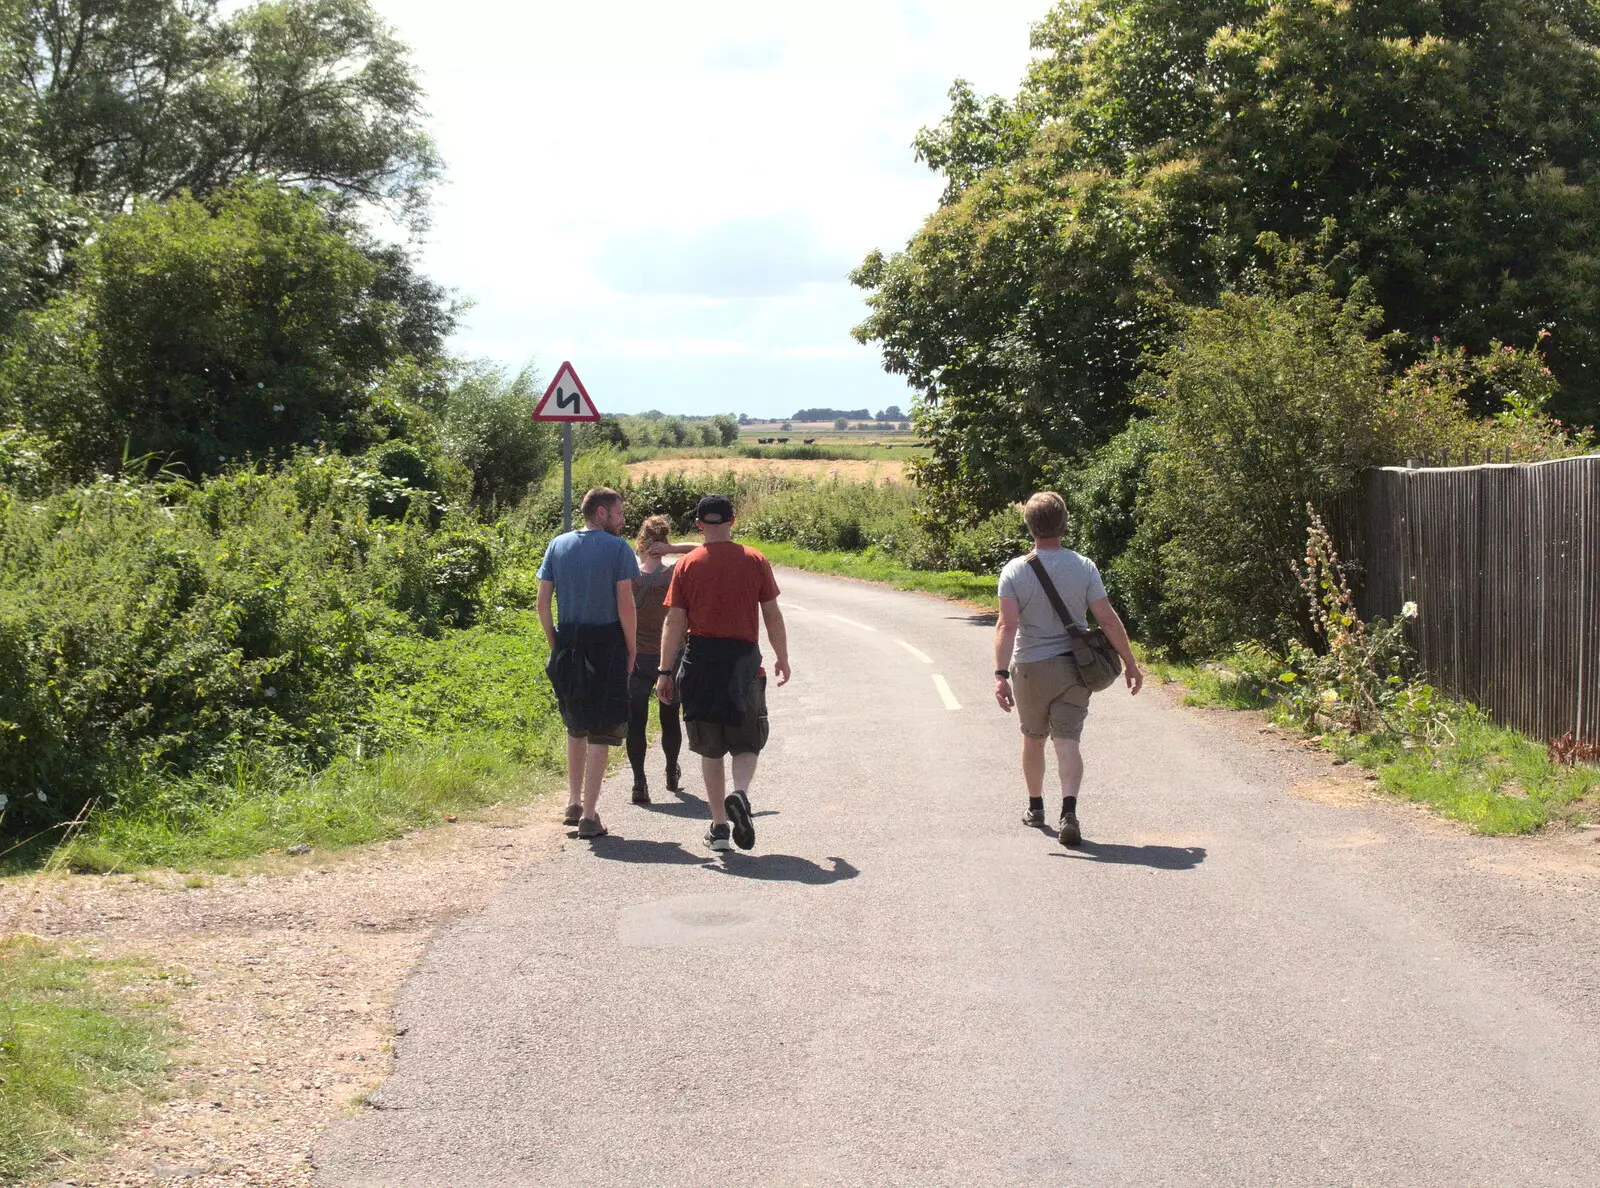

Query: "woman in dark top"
left=628, top=516, right=691, bottom=802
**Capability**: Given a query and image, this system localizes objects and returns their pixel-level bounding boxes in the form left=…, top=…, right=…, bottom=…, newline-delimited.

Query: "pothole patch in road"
left=618, top=894, right=780, bottom=948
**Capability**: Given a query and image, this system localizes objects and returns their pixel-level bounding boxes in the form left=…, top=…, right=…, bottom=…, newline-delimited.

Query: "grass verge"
left=43, top=612, right=570, bottom=874
left=745, top=538, right=997, bottom=608
left=1149, top=656, right=1598, bottom=834
left=56, top=739, right=556, bottom=873
left=0, top=937, right=174, bottom=1181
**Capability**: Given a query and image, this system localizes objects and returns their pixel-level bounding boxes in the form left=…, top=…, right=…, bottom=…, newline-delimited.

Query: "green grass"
left=56, top=739, right=552, bottom=873
left=0, top=937, right=174, bottom=1181
left=48, top=611, right=569, bottom=874
left=745, top=538, right=996, bottom=608
left=1142, top=652, right=1276, bottom=710
left=1331, top=717, right=1598, bottom=834
left=1148, top=653, right=1599, bottom=834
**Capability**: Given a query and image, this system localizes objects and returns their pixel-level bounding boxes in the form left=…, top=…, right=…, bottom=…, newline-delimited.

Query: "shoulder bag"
left=1025, top=552, right=1123, bottom=693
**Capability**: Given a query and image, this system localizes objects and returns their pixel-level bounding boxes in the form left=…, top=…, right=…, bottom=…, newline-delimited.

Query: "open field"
left=739, top=422, right=919, bottom=444
left=626, top=456, right=908, bottom=485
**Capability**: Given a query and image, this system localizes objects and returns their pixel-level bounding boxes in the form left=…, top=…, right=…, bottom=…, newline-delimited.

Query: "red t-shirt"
left=664, top=541, right=780, bottom=643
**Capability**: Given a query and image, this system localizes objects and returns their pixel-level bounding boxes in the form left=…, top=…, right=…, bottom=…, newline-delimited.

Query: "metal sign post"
left=531, top=361, right=601, bottom=533
left=561, top=423, right=573, bottom=531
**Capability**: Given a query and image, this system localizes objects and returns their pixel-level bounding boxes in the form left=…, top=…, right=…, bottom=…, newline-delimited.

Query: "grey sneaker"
left=563, top=803, right=582, bottom=826
left=1022, top=806, right=1045, bottom=828
left=577, top=816, right=607, bottom=840
left=1057, top=813, right=1082, bottom=847
left=726, top=790, right=755, bottom=850
left=705, top=823, right=732, bottom=852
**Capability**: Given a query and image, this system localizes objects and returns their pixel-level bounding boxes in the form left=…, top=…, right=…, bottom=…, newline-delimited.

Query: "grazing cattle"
left=777, top=438, right=789, bottom=443
left=803, top=438, right=815, bottom=444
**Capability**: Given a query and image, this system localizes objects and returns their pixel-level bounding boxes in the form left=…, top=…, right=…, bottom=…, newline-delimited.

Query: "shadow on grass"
left=1049, top=841, right=1206, bottom=870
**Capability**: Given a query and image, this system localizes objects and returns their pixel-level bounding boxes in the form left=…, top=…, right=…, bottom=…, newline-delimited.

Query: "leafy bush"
left=441, top=364, right=557, bottom=508
left=1058, top=418, right=1168, bottom=636
left=0, top=453, right=509, bottom=839
left=0, top=181, right=429, bottom=478
left=1135, top=234, right=1589, bottom=656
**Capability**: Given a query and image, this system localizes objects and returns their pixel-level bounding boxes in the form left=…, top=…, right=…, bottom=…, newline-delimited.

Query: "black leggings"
left=627, top=670, right=681, bottom=783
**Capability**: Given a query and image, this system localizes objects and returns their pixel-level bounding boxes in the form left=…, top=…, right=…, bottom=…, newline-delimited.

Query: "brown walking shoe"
left=563, top=803, right=582, bottom=827
left=1057, top=813, right=1082, bottom=847
left=577, top=816, right=607, bottom=840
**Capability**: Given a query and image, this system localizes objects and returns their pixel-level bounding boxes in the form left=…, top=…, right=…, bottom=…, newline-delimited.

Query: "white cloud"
left=370, top=0, right=1051, bottom=416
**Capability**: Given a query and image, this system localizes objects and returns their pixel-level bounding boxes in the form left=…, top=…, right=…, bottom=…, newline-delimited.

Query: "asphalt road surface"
left=316, top=568, right=1600, bottom=1187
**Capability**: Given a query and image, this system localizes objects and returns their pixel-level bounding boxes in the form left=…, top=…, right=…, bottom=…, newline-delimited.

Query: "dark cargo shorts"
left=567, top=723, right=627, bottom=747
left=686, top=676, right=768, bottom=758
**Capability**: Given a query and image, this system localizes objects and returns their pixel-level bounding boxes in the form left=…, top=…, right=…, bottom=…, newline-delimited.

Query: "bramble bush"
left=0, top=451, right=521, bottom=840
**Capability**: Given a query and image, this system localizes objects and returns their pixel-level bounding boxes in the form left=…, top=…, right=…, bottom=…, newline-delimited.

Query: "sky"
left=367, top=0, right=1051, bottom=419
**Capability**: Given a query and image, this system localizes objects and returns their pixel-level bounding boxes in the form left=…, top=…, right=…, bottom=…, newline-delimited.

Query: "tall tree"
left=11, top=0, right=439, bottom=227
left=856, top=0, right=1600, bottom=519
left=0, top=181, right=433, bottom=476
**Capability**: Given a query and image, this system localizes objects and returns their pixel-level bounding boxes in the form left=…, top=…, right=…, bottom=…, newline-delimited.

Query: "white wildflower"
left=1401, top=601, right=1419, bottom=619
left=1320, top=688, right=1339, bottom=704
left=273, top=403, right=284, bottom=413
left=0, top=794, right=8, bottom=811
left=265, top=686, right=278, bottom=699
left=36, top=791, right=47, bottom=801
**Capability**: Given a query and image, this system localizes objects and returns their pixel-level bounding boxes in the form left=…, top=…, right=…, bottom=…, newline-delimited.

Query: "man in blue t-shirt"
left=536, top=487, right=641, bottom=839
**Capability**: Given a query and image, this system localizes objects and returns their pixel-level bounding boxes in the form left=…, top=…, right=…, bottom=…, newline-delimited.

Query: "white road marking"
left=784, top=602, right=810, bottom=612
left=895, top=639, right=934, bottom=664
left=828, top=613, right=875, bottom=631
left=932, top=674, right=962, bottom=711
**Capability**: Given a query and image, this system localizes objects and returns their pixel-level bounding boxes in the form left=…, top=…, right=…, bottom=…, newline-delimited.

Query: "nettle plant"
left=1278, top=507, right=1450, bottom=743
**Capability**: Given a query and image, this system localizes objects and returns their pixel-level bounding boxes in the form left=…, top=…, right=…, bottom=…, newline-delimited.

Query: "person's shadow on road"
left=587, top=837, right=707, bottom=865
left=1049, top=840, right=1206, bottom=870
left=705, top=854, right=859, bottom=885
left=642, top=790, right=780, bottom=821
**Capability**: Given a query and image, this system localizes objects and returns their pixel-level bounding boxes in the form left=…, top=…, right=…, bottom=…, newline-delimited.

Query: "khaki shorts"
left=1012, top=654, right=1090, bottom=741
left=686, top=676, right=769, bottom=758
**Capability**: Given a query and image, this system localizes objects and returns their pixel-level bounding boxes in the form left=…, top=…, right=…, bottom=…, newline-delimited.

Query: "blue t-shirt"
left=537, top=529, right=642, bottom=626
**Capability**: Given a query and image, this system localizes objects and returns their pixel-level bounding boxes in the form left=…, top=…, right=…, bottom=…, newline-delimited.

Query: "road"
left=315, top=567, right=1600, bottom=1187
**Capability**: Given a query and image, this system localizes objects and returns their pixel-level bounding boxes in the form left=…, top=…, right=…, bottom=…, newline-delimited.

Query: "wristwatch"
left=995, top=669, right=1011, bottom=680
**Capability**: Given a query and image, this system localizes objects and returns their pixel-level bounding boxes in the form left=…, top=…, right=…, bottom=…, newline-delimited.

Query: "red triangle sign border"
left=531, top=361, right=601, bottom=422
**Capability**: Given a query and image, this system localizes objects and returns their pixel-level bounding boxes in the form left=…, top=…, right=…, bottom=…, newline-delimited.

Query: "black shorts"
left=685, top=675, right=768, bottom=758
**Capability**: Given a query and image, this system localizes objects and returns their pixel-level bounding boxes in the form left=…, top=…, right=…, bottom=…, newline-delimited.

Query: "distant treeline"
left=790, top=406, right=905, bottom=422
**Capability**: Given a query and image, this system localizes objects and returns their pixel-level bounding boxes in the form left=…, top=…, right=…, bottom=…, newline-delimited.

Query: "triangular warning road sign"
left=532, top=361, right=600, bottom=422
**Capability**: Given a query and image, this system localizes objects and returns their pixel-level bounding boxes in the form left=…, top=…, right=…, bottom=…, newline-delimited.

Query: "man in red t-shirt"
left=656, top=494, right=791, bottom=852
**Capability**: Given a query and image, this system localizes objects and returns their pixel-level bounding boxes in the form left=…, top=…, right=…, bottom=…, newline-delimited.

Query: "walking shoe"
left=563, top=803, right=582, bottom=827
left=1057, top=812, right=1082, bottom=848
left=631, top=779, right=650, bottom=805
left=665, top=762, right=683, bottom=792
left=705, top=823, right=732, bottom=851
left=577, top=816, right=607, bottom=840
left=1022, top=806, right=1045, bottom=828
left=725, top=790, right=755, bottom=850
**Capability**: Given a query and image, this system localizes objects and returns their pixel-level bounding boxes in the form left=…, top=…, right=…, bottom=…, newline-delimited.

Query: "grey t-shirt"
left=997, top=549, right=1108, bottom=665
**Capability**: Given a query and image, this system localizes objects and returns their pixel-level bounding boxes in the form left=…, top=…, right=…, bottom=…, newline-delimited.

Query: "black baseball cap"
left=694, top=494, right=735, bottom=524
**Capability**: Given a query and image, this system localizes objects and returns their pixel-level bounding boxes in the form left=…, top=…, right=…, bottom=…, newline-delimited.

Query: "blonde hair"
left=1022, top=491, right=1068, bottom=540
left=635, top=514, right=672, bottom=555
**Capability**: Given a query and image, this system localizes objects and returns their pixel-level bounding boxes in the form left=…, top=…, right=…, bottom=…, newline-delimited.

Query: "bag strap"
left=1026, top=552, right=1083, bottom=636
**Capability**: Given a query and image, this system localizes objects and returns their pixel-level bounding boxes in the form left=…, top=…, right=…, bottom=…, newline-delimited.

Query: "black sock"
left=1028, top=796, right=1044, bottom=812
left=1062, top=796, right=1077, bottom=818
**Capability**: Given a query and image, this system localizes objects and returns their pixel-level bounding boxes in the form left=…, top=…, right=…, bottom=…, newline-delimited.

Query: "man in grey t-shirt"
left=993, top=491, right=1142, bottom=846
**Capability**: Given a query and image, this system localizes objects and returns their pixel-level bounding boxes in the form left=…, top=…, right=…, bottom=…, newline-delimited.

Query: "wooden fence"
left=1338, top=455, right=1599, bottom=744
